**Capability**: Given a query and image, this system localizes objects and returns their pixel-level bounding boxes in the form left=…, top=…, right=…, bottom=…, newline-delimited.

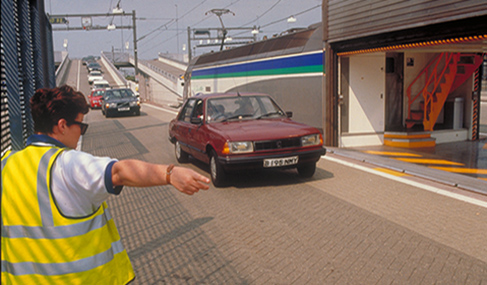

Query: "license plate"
left=263, top=156, right=298, bottom=168
left=118, top=107, right=130, bottom=111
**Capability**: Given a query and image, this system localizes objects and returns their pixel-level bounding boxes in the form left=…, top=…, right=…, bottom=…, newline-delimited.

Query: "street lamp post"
left=132, top=10, right=138, bottom=75
left=205, top=9, right=234, bottom=51
left=176, top=4, right=179, bottom=54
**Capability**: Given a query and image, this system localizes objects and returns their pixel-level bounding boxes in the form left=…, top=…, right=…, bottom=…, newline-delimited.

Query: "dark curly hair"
left=30, top=85, right=89, bottom=134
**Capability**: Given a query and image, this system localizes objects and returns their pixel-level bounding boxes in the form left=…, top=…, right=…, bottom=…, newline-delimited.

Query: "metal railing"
left=1, top=0, right=55, bottom=155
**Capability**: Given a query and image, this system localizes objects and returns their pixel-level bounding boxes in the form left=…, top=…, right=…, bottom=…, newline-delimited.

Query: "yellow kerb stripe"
left=395, top=158, right=464, bottom=166
left=430, top=167, right=487, bottom=175
left=374, top=167, right=410, bottom=177
left=364, top=151, right=422, bottom=157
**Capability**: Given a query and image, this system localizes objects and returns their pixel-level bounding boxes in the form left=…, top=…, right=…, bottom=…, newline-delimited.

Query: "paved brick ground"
left=81, top=107, right=487, bottom=284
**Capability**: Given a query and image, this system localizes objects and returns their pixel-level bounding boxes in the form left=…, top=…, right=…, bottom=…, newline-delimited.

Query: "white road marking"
left=324, top=155, right=487, bottom=209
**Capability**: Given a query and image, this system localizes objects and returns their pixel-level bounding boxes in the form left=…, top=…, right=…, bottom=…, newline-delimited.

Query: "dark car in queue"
left=101, top=88, right=140, bottom=117
left=168, top=93, right=326, bottom=187
left=87, top=89, right=106, bottom=109
left=87, top=62, right=101, bottom=72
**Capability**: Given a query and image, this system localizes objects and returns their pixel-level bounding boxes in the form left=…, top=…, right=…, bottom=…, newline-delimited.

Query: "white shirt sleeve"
left=51, top=149, right=120, bottom=217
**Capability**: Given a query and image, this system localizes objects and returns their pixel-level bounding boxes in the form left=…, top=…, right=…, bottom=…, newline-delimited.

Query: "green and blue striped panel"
left=192, top=52, right=323, bottom=80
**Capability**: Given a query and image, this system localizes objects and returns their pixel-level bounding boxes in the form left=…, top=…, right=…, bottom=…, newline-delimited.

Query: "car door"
left=174, top=99, right=196, bottom=154
left=186, top=99, right=207, bottom=161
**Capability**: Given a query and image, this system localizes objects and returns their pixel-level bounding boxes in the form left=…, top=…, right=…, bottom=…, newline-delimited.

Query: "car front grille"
left=118, top=102, right=130, bottom=107
left=254, top=137, right=301, bottom=151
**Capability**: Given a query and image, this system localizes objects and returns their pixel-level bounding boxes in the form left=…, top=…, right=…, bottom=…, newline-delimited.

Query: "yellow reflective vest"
left=1, top=145, right=135, bottom=284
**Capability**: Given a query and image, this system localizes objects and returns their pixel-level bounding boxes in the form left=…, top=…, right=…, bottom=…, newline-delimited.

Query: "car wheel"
left=175, top=140, right=189, bottom=163
left=105, top=111, right=110, bottom=118
left=210, top=149, right=226, bottom=187
left=135, top=110, right=140, bottom=116
left=297, top=163, right=316, bottom=178
left=102, top=109, right=105, bottom=115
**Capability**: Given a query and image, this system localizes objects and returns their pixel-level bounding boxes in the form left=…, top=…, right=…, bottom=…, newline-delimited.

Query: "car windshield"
left=92, top=90, right=105, bottom=96
left=104, top=89, right=135, bottom=100
left=206, top=95, right=285, bottom=123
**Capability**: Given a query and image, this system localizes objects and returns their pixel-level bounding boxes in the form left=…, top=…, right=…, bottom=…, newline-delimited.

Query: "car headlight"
left=107, top=103, right=117, bottom=108
left=129, top=100, right=139, bottom=107
left=301, top=134, right=322, bottom=147
left=223, top=141, right=254, bottom=154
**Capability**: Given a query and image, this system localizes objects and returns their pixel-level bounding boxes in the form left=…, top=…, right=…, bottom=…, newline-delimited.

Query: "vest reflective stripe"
left=37, top=148, right=58, bottom=227
left=1, top=146, right=135, bottom=284
left=1, top=209, right=112, bottom=238
left=1, top=239, right=125, bottom=276
left=0, top=150, right=17, bottom=198
left=1, top=150, right=16, bottom=171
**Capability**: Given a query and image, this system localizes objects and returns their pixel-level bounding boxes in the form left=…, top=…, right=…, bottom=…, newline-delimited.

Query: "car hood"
left=208, top=118, right=319, bottom=141
left=105, top=97, right=137, bottom=103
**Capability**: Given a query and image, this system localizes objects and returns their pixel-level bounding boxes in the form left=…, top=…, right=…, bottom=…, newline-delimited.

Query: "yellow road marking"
left=483, top=143, right=487, bottom=150
left=364, top=151, right=422, bottom=157
left=395, top=158, right=464, bottom=166
left=374, top=167, right=410, bottom=177
left=479, top=177, right=487, bottom=181
left=430, top=167, right=487, bottom=174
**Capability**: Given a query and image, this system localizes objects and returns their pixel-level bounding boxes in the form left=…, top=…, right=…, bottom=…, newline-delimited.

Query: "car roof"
left=106, top=87, right=131, bottom=91
left=193, top=92, right=268, bottom=100
left=93, top=79, right=109, bottom=84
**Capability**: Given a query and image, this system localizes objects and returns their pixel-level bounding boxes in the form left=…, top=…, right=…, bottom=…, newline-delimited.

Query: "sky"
left=47, top=0, right=322, bottom=60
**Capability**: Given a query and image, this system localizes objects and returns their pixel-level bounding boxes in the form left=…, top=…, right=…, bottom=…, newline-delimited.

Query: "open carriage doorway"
left=385, top=53, right=404, bottom=131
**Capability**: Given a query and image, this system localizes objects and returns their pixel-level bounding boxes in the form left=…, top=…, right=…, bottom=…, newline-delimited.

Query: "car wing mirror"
left=286, top=111, right=293, bottom=118
left=190, top=117, right=202, bottom=124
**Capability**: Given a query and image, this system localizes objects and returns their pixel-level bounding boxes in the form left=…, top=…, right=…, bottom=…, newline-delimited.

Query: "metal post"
left=175, top=4, right=179, bottom=53
left=37, top=0, right=50, bottom=87
left=132, top=10, right=138, bottom=75
left=187, top=26, right=192, bottom=61
left=205, top=9, right=234, bottom=51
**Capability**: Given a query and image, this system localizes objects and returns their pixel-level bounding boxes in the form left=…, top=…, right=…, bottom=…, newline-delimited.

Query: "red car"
left=88, top=89, right=105, bottom=109
left=168, top=93, right=326, bottom=187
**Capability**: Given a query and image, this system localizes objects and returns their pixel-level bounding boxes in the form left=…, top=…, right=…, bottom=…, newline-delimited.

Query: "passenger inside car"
left=207, top=103, right=225, bottom=122
left=234, top=98, right=254, bottom=116
left=193, top=100, right=203, bottom=120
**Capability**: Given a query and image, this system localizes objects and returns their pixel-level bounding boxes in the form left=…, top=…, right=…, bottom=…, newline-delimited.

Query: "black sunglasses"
left=70, top=121, right=89, bottom=135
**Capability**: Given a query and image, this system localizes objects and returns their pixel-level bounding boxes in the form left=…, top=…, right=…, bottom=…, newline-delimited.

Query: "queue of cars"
left=84, top=58, right=140, bottom=117
left=88, top=86, right=140, bottom=117
left=168, top=92, right=326, bottom=187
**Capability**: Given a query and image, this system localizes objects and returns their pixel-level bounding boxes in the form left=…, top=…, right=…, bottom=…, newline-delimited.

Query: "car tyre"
left=210, top=149, right=226, bottom=187
left=297, top=163, right=316, bottom=178
left=175, top=140, right=189, bottom=163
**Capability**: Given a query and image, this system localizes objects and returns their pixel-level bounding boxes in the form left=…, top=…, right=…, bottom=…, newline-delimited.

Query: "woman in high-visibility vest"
left=1, top=85, right=210, bottom=284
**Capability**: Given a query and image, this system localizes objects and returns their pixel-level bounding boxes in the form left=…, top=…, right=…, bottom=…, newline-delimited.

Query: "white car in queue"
left=92, top=79, right=110, bottom=91
left=88, top=70, right=103, bottom=84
